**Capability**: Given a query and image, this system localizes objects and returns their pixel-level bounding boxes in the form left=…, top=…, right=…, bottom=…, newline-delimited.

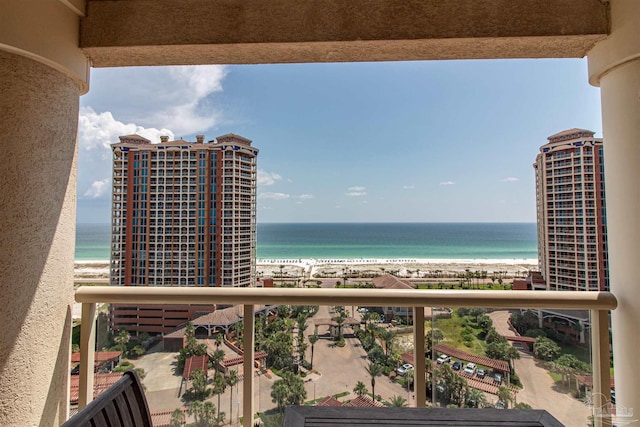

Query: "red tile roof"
left=314, top=395, right=383, bottom=408
left=69, top=373, right=124, bottom=403
left=71, top=351, right=121, bottom=363
left=372, top=274, right=416, bottom=290
left=183, top=354, right=208, bottom=379
left=401, top=353, right=414, bottom=365
left=434, top=344, right=510, bottom=373
left=344, top=395, right=384, bottom=407
left=575, top=374, right=615, bottom=389
left=456, top=371, right=519, bottom=396
left=221, top=351, right=267, bottom=368
left=315, top=396, right=343, bottom=407
left=152, top=408, right=186, bottom=426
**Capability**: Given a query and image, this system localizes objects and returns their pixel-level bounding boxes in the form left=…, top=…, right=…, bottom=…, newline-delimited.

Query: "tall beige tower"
left=534, top=129, right=609, bottom=292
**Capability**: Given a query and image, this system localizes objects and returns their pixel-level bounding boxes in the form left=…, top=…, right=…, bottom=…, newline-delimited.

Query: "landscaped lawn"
left=428, top=314, right=487, bottom=355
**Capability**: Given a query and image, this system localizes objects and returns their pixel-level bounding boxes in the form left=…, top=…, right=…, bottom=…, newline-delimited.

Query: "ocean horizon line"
left=76, top=257, right=538, bottom=265
left=76, top=221, right=537, bottom=226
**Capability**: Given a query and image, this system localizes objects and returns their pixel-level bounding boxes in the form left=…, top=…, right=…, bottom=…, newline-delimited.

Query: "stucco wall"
left=0, top=50, right=79, bottom=426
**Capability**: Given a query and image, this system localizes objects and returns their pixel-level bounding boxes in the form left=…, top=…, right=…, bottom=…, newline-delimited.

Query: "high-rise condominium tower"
left=111, top=133, right=258, bottom=289
left=109, top=133, right=258, bottom=334
left=534, top=129, right=609, bottom=292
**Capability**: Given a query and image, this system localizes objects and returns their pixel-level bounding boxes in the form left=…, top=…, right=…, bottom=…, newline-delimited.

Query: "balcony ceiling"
left=80, top=0, right=609, bottom=67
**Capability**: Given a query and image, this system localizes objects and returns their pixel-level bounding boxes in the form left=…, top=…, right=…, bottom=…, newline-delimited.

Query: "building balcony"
left=74, top=287, right=616, bottom=427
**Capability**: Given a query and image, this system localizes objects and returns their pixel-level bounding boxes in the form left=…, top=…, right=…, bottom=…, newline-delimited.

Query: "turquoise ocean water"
left=75, top=223, right=537, bottom=262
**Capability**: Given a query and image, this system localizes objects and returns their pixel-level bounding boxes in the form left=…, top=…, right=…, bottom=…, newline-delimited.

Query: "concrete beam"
left=81, top=0, right=608, bottom=67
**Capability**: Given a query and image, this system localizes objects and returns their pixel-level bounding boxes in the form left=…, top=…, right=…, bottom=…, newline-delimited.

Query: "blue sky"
left=77, top=59, right=602, bottom=223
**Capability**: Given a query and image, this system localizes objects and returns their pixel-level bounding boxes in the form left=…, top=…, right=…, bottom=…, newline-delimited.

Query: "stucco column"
left=1, top=1, right=89, bottom=424
left=588, top=0, right=640, bottom=415
left=0, top=50, right=82, bottom=425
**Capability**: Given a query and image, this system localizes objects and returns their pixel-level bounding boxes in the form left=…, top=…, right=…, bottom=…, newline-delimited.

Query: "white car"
left=463, top=362, right=476, bottom=375
left=436, top=354, right=450, bottom=365
left=396, top=363, right=413, bottom=376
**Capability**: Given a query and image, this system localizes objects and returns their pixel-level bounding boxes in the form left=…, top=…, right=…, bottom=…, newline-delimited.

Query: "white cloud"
left=76, top=108, right=176, bottom=204
left=259, top=192, right=290, bottom=200
left=83, top=179, right=110, bottom=199
left=257, top=170, right=282, bottom=186
left=79, top=107, right=174, bottom=155
left=439, top=181, right=455, bottom=186
left=501, top=177, right=520, bottom=182
left=298, top=194, right=315, bottom=199
left=403, top=185, right=415, bottom=189
left=145, top=66, right=226, bottom=134
left=346, top=186, right=367, bottom=196
left=76, top=65, right=228, bottom=217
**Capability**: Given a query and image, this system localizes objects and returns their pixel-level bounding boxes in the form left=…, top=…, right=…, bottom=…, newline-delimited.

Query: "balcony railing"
left=75, top=287, right=616, bottom=427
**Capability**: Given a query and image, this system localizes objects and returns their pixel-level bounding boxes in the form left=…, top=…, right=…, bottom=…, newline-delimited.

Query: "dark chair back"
left=63, top=370, right=152, bottom=427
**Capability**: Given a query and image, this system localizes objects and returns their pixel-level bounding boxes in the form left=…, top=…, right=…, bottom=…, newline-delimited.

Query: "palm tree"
left=114, top=329, right=130, bottom=357
left=189, top=368, right=210, bottom=400
left=405, top=367, right=415, bottom=395
left=212, top=372, right=226, bottom=419
left=505, top=345, right=521, bottom=374
left=233, top=321, right=243, bottom=348
left=333, top=312, right=346, bottom=340
left=366, top=318, right=380, bottom=341
left=365, top=362, right=383, bottom=401
left=169, top=408, right=185, bottom=427
left=425, top=359, right=434, bottom=389
left=211, top=349, right=225, bottom=372
left=362, top=311, right=373, bottom=326
left=271, top=372, right=307, bottom=413
left=425, top=328, right=444, bottom=357
left=379, top=329, right=396, bottom=357
left=389, top=395, right=408, bottom=407
left=227, top=370, right=239, bottom=423
left=214, top=332, right=223, bottom=349
left=187, top=400, right=202, bottom=424
left=309, top=334, right=319, bottom=369
left=465, top=388, right=488, bottom=408
left=353, top=381, right=367, bottom=396
left=497, top=386, right=513, bottom=409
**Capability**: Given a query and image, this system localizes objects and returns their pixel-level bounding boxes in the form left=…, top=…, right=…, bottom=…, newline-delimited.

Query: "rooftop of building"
left=112, top=133, right=254, bottom=148
left=546, top=128, right=596, bottom=143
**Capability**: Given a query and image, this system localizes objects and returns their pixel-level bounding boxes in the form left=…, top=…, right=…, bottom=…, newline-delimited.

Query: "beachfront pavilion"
left=1, top=1, right=638, bottom=425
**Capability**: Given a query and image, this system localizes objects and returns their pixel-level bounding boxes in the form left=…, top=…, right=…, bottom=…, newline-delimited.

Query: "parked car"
left=396, top=363, right=413, bottom=376
left=463, top=362, right=476, bottom=375
left=493, top=372, right=503, bottom=384
left=495, top=400, right=506, bottom=409
left=476, top=368, right=486, bottom=379
left=611, top=389, right=616, bottom=404
left=357, top=307, right=368, bottom=313
left=436, top=354, right=450, bottom=365
left=452, top=361, right=462, bottom=371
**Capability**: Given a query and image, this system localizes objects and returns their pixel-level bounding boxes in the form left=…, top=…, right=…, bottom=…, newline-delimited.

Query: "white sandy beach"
left=74, top=258, right=538, bottom=281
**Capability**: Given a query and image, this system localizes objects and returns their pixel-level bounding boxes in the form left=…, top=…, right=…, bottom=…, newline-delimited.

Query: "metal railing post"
left=243, top=304, right=255, bottom=427
left=590, top=308, right=611, bottom=427
left=78, top=302, right=97, bottom=409
left=413, top=307, right=426, bottom=408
